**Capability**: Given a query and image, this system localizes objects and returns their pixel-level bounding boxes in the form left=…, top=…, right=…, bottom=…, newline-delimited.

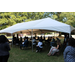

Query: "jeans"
left=20, top=44, right=27, bottom=49
left=36, top=46, right=42, bottom=52
left=0, top=55, right=9, bottom=62
left=50, top=42, right=55, bottom=47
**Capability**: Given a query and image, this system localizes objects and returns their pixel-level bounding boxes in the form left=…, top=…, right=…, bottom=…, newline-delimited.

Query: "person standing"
left=63, top=38, right=75, bottom=62
left=0, top=35, right=10, bottom=62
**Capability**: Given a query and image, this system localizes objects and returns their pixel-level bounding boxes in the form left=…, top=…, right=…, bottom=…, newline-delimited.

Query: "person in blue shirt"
left=50, top=37, right=56, bottom=47
left=63, top=38, right=75, bottom=62
left=20, top=37, right=28, bottom=49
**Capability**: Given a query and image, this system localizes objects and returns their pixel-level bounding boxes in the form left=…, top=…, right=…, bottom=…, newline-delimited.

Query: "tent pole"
left=69, top=33, right=71, bottom=38
left=69, top=26, right=71, bottom=38
left=44, top=33, right=45, bottom=40
left=11, top=33, right=13, bottom=47
left=54, top=32, right=55, bottom=37
left=32, top=29, right=33, bottom=52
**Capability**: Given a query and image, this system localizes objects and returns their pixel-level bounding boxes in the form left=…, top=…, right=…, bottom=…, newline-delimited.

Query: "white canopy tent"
left=0, top=17, right=75, bottom=51
left=0, top=18, right=75, bottom=34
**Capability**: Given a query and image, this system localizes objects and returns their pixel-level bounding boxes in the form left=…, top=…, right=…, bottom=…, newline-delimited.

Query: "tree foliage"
left=0, top=12, right=45, bottom=30
left=0, top=12, right=75, bottom=30
left=46, top=12, right=75, bottom=27
left=59, top=12, right=75, bottom=27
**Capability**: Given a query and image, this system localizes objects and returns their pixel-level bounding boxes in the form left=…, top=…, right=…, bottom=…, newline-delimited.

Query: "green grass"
left=8, top=45, right=64, bottom=62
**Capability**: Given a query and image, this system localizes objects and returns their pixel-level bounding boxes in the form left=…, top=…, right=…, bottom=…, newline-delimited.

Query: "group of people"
left=0, top=34, right=75, bottom=62
left=47, top=35, right=75, bottom=62
left=13, top=34, right=75, bottom=62
left=20, top=36, right=43, bottom=52
left=13, top=34, right=24, bottom=45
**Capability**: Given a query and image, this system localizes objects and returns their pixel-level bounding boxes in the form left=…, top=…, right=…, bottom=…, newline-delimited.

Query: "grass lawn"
left=8, top=37, right=65, bottom=62
left=8, top=45, right=64, bottom=62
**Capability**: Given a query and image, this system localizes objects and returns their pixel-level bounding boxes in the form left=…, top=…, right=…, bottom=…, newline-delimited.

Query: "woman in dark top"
left=0, top=35, right=10, bottom=62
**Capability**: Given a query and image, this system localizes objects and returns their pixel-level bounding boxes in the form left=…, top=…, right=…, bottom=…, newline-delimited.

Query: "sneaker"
left=36, top=50, right=38, bottom=52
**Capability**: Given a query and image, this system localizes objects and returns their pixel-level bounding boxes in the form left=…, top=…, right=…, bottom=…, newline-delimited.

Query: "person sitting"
left=50, top=37, right=56, bottom=47
left=20, top=37, right=28, bottom=49
left=36, top=39, right=43, bottom=52
left=32, top=37, right=36, bottom=46
left=15, top=34, right=19, bottom=45
left=47, top=37, right=52, bottom=43
left=39, top=37, right=43, bottom=42
left=13, top=34, right=16, bottom=45
left=56, top=37, right=60, bottom=42
left=47, top=40, right=61, bottom=56
left=19, top=36, right=22, bottom=45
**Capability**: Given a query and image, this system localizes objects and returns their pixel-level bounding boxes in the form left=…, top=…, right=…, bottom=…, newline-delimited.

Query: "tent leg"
left=69, top=33, right=71, bottom=38
left=11, top=33, right=13, bottom=47
left=32, top=29, right=33, bottom=52
left=44, top=33, right=45, bottom=40
left=54, top=32, right=55, bottom=37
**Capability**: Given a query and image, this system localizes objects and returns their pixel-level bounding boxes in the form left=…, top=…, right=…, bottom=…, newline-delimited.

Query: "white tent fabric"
left=0, top=17, right=75, bottom=34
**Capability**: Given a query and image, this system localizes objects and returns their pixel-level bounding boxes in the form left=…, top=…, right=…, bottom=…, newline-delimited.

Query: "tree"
left=0, top=12, right=45, bottom=30
left=59, top=12, right=75, bottom=27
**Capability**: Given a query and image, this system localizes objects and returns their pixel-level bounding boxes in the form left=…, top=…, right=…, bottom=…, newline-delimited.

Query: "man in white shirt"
left=36, top=39, right=43, bottom=52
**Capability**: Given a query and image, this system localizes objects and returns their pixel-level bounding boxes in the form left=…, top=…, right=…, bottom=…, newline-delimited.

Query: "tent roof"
left=0, top=17, right=75, bottom=34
